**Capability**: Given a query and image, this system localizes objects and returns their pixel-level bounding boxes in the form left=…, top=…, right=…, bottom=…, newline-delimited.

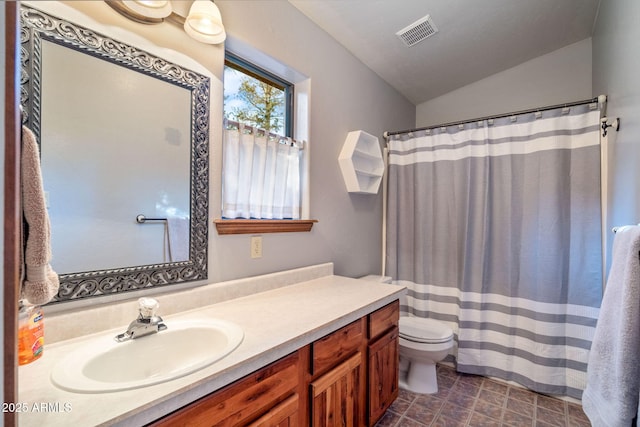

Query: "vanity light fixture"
left=105, top=0, right=226, bottom=44
left=184, top=0, right=226, bottom=44
left=125, top=1, right=172, bottom=18
left=107, top=1, right=172, bottom=24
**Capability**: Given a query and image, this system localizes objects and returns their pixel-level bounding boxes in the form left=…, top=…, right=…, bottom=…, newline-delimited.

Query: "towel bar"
left=136, top=214, right=167, bottom=224
left=612, top=224, right=640, bottom=233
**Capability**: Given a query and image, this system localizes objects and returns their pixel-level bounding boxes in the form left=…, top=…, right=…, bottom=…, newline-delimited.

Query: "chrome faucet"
left=115, top=298, right=167, bottom=342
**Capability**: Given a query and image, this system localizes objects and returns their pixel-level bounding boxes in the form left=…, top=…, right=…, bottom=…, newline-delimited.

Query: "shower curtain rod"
left=383, top=95, right=605, bottom=139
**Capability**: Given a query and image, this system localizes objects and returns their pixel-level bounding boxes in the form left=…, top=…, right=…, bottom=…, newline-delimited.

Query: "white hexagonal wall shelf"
left=338, top=130, right=385, bottom=194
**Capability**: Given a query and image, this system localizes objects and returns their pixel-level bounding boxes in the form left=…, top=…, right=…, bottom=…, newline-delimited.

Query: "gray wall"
left=31, top=1, right=415, bottom=297
left=416, top=39, right=593, bottom=127
left=592, top=0, right=640, bottom=261
left=206, top=1, right=416, bottom=281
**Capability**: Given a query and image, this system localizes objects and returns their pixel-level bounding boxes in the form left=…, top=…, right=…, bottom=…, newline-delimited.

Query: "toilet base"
left=400, top=361, right=439, bottom=394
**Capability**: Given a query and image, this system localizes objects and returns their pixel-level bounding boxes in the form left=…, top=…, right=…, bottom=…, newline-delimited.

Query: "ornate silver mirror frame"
left=20, top=5, right=210, bottom=303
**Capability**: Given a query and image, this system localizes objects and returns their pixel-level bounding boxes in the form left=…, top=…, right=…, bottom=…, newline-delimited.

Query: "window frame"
left=224, top=52, right=294, bottom=138
left=218, top=52, right=315, bottom=234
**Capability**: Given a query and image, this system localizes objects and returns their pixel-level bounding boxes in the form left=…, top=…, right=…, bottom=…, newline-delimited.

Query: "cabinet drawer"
left=247, top=393, right=299, bottom=427
left=151, top=351, right=300, bottom=427
left=312, top=318, right=365, bottom=375
left=368, top=300, right=399, bottom=340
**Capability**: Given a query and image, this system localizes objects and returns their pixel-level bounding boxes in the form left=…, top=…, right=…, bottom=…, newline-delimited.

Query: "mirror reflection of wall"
left=41, top=40, right=192, bottom=273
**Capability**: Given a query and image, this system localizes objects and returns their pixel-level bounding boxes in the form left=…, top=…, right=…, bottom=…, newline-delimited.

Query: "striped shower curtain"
left=385, top=102, right=602, bottom=399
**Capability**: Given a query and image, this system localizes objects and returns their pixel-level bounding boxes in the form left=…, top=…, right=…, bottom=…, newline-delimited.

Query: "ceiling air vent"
left=396, top=14, right=438, bottom=47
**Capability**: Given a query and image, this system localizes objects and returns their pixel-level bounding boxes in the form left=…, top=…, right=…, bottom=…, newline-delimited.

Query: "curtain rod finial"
left=598, top=94, right=607, bottom=104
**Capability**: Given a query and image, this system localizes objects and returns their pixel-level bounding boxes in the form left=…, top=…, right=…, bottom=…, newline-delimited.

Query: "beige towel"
left=21, top=126, right=59, bottom=305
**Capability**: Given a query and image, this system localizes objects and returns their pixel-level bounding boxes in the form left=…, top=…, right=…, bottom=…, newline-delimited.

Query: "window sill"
left=214, top=219, right=318, bottom=235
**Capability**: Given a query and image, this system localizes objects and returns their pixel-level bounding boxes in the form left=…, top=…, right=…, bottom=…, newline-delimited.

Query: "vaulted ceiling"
left=289, top=0, right=601, bottom=105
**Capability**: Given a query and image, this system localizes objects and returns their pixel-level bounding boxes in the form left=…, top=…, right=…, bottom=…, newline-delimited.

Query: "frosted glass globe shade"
left=184, top=1, right=226, bottom=44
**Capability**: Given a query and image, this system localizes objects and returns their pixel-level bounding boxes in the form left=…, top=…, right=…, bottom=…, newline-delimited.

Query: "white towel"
left=167, top=216, right=189, bottom=262
left=582, top=225, right=640, bottom=427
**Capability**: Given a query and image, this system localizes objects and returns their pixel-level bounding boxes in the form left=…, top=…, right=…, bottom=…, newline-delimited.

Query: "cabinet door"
left=247, top=394, right=299, bottom=427
left=310, top=352, right=363, bottom=427
left=368, top=327, right=399, bottom=425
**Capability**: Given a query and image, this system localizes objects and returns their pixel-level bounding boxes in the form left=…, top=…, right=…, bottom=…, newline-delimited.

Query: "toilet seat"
left=399, top=317, right=453, bottom=344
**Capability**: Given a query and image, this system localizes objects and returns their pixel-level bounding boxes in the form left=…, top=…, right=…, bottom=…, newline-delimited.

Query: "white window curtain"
left=223, top=124, right=301, bottom=219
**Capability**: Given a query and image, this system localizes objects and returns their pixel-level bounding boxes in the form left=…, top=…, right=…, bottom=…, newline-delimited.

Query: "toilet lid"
left=399, top=316, right=453, bottom=344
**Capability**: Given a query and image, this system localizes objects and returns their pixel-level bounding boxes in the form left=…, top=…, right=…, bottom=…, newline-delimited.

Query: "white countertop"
left=18, top=275, right=404, bottom=426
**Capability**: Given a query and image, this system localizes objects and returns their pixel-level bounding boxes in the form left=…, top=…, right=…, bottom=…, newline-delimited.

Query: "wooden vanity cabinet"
left=307, top=302, right=400, bottom=427
left=150, top=300, right=399, bottom=427
left=310, top=352, right=363, bottom=426
left=309, top=318, right=367, bottom=426
left=149, top=349, right=305, bottom=427
left=367, top=301, right=400, bottom=426
left=246, top=394, right=299, bottom=427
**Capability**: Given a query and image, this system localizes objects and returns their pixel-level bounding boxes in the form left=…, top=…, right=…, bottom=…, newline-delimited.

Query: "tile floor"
left=376, top=365, right=592, bottom=427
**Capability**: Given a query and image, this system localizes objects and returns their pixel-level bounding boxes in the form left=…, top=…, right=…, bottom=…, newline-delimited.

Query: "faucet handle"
left=138, top=297, right=159, bottom=318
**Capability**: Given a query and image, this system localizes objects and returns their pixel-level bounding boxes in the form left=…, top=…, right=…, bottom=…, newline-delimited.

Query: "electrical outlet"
left=250, top=236, right=262, bottom=258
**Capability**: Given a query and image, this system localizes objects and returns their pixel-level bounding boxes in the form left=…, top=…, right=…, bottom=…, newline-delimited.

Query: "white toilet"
left=358, top=275, right=454, bottom=395
left=398, top=316, right=454, bottom=394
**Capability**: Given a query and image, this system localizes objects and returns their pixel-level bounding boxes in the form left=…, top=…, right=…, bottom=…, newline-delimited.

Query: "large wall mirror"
left=20, top=4, right=210, bottom=303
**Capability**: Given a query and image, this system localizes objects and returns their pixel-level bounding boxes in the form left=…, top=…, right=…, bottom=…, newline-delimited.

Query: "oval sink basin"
left=51, top=318, right=244, bottom=393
